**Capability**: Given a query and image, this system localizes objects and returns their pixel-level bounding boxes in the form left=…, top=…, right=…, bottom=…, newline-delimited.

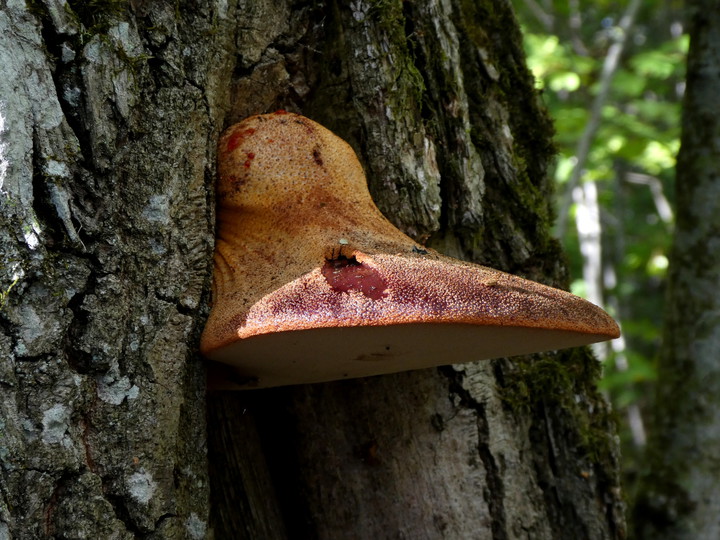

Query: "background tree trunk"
left=0, top=0, right=624, bottom=538
left=633, top=2, right=720, bottom=538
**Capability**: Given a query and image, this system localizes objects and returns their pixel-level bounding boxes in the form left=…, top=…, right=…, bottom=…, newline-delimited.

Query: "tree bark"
left=634, top=2, right=720, bottom=538
left=0, top=1, right=234, bottom=536
left=0, top=0, right=624, bottom=538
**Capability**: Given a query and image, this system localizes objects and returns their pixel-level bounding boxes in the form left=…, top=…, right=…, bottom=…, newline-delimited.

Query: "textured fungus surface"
left=201, top=112, right=619, bottom=388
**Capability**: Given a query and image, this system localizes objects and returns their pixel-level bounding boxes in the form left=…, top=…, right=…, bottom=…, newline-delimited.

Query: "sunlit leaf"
left=570, top=278, right=586, bottom=297
left=549, top=71, right=582, bottom=92
left=647, top=253, right=669, bottom=276
left=639, top=140, right=678, bottom=174
left=554, top=154, right=577, bottom=184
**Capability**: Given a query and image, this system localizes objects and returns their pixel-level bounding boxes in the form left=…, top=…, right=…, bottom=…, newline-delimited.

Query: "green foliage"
left=513, top=0, right=685, bottom=484
left=598, top=351, right=656, bottom=407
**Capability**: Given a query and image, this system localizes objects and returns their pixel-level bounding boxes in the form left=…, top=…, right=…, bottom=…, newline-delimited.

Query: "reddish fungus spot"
left=321, top=256, right=388, bottom=300
left=274, top=109, right=288, bottom=115
left=243, top=151, right=256, bottom=168
left=226, top=133, right=243, bottom=152
left=226, top=128, right=256, bottom=152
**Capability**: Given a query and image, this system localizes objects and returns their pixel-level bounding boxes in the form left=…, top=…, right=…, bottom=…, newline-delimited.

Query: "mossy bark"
left=0, top=0, right=624, bottom=538
left=633, top=2, right=720, bottom=538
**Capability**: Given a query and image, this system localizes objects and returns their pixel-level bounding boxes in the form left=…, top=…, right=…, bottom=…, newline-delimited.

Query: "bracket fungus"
left=201, top=111, right=620, bottom=389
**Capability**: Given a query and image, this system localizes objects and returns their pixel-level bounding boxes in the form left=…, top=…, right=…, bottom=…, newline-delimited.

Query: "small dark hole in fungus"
left=357, top=440, right=381, bottom=466
left=312, top=147, right=323, bottom=166
left=321, top=256, right=388, bottom=300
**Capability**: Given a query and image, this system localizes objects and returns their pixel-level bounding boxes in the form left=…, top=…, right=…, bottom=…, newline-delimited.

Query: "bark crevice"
left=445, top=367, right=511, bottom=540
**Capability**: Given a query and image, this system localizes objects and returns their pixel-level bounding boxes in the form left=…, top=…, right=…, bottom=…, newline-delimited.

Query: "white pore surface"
left=207, top=323, right=608, bottom=389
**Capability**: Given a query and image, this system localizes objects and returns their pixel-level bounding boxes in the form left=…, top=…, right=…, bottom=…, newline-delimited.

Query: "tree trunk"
left=633, top=2, right=720, bottom=538
left=0, top=1, right=233, bottom=536
left=0, top=0, right=624, bottom=538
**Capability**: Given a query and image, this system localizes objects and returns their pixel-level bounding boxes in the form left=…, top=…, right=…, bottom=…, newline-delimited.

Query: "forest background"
left=513, top=0, right=688, bottom=516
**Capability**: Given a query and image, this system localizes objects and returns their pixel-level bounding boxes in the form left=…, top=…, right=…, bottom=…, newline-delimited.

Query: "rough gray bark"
left=634, top=2, right=720, bottom=538
left=0, top=1, right=234, bottom=536
left=0, top=0, right=624, bottom=538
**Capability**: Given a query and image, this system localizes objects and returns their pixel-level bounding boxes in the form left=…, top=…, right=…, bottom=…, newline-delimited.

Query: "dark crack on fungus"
left=312, top=147, right=323, bottom=166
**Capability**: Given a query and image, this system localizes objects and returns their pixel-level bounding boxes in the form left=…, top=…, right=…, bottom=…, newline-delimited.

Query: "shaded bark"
left=0, top=0, right=624, bottom=538
left=634, top=2, right=720, bottom=538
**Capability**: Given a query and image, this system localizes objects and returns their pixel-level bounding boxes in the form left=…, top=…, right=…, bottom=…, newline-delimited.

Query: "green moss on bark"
left=499, top=348, right=617, bottom=469
left=368, top=0, right=426, bottom=106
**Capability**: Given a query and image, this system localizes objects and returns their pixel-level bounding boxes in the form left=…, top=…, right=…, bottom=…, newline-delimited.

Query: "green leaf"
left=549, top=71, right=582, bottom=92
left=631, top=49, right=681, bottom=79
left=613, top=69, right=647, bottom=98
